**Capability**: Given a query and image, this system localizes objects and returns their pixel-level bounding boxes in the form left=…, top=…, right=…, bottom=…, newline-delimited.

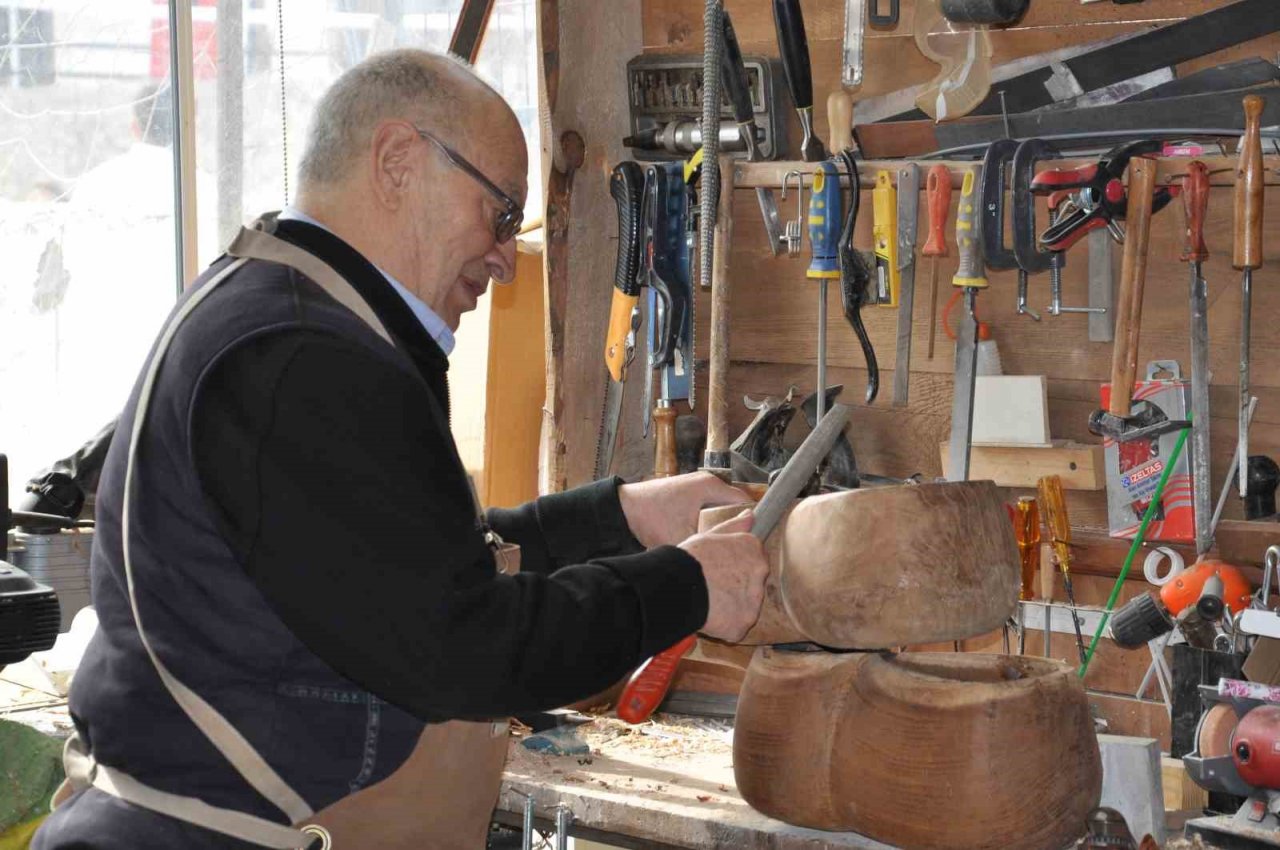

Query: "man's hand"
left=678, top=511, right=768, bottom=643
left=618, top=471, right=752, bottom=549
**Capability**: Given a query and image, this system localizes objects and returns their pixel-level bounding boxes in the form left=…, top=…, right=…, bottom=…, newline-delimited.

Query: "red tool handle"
left=1234, top=94, right=1265, bottom=271
left=922, top=164, right=951, bottom=257
left=1030, top=163, right=1098, bottom=193
left=616, top=634, right=698, bottom=724
left=1181, top=161, right=1210, bottom=264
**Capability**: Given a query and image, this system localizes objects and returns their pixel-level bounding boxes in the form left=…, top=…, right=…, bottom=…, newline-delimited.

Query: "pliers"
left=1031, top=139, right=1176, bottom=252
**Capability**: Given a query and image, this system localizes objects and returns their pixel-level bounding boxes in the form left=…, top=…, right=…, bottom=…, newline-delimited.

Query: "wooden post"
left=705, top=155, right=736, bottom=473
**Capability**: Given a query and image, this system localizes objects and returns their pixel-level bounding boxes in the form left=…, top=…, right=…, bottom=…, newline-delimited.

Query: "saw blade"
left=595, top=375, right=627, bottom=480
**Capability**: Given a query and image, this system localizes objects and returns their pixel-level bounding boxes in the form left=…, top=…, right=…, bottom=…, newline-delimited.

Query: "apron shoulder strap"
left=228, top=216, right=395, bottom=349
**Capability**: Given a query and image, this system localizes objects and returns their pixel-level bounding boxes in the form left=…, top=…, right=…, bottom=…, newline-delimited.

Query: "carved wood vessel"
left=699, top=481, right=1020, bottom=648
left=734, top=649, right=1102, bottom=849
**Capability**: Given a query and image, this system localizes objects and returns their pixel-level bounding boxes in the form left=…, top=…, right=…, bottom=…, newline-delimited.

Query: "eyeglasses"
left=413, top=126, right=524, bottom=244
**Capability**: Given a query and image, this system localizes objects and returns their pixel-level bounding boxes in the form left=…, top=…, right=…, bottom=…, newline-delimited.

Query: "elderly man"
left=34, top=49, right=767, bottom=849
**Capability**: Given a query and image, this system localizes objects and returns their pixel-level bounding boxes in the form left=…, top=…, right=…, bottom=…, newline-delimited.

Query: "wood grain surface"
left=733, top=649, right=1102, bottom=849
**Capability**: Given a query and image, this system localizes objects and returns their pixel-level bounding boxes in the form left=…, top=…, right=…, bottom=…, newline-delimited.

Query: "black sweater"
left=188, top=220, right=708, bottom=721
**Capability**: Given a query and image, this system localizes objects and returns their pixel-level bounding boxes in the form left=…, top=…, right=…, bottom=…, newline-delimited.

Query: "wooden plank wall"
left=617, top=0, right=1280, bottom=535
left=545, top=0, right=1280, bottom=742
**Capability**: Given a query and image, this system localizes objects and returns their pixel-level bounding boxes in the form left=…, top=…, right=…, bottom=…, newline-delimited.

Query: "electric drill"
left=1111, top=559, right=1253, bottom=649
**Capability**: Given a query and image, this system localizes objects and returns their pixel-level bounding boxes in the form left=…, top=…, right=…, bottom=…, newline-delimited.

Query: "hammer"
left=1088, top=156, right=1185, bottom=443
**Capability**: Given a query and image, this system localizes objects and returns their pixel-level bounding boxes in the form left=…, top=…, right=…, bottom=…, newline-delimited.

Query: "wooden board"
left=498, top=716, right=896, bottom=848
left=940, top=441, right=1105, bottom=490
left=972, top=375, right=1050, bottom=446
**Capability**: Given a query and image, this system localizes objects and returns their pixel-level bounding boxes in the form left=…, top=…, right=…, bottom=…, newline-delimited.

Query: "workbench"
left=494, top=715, right=895, bottom=850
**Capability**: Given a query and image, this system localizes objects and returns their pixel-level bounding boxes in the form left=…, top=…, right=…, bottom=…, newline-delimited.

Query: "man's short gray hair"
left=298, top=49, right=485, bottom=186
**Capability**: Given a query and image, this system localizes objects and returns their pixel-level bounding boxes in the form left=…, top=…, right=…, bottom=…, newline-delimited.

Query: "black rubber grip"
left=720, top=11, right=754, bottom=125
left=940, top=0, right=1028, bottom=24
left=772, top=0, right=813, bottom=112
left=610, top=161, right=645, bottom=296
left=1109, top=593, right=1174, bottom=650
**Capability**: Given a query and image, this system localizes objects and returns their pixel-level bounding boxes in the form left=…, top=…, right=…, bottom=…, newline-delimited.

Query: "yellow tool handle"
left=872, top=169, right=900, bottom=306
left=952, top=167, right=988, bottom=289
left=604, top=289, right=640, bottom=383
left=1036, top=474, right=1072, bottom=574
left=1014, top=496, right=1040, bottom=601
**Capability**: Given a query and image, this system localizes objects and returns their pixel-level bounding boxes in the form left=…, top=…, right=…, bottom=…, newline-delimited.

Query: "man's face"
left=409, top=124, right=528, bottom=331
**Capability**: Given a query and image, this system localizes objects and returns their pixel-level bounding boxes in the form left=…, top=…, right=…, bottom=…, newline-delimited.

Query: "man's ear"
left=368, top=121, right=419, bottom=211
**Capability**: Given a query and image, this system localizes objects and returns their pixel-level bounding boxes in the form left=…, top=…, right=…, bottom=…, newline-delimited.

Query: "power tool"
left=1110, top=558, right=1253, bottom=650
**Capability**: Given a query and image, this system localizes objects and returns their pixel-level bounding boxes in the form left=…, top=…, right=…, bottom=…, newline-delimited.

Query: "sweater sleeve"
left=485, top=478, right=645, bottom=576
left=191, top=330, right=709, bottom=722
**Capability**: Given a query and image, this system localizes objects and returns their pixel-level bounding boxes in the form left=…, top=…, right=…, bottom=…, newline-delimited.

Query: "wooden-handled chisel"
left=1234, top=94, right=1265, bottom=499
left=772, top=0, right=825, bottom=162
left=1181, top=160, right=1212, bottom=555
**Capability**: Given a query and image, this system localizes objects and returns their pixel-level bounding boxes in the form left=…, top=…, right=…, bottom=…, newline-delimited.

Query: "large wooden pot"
left=734, top=649, right=1101, bottom=850
left=699, top=481, right=1019, bottom=648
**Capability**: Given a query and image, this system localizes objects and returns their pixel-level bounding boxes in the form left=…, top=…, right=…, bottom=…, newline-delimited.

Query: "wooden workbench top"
left=496, top=715, right=896, bottom=850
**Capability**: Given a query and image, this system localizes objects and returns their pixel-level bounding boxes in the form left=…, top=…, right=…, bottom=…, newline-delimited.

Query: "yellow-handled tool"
left=1038, top=474, right=1087, bottom=664
left=872, top=170, right=899, bottom=307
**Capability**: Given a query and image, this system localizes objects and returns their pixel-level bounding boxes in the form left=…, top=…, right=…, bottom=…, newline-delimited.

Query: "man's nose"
left=486, top=237, right=517, bottom=284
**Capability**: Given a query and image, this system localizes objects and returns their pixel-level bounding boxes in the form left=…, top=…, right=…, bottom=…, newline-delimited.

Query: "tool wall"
left=568, top=0, right=1280, bottom=744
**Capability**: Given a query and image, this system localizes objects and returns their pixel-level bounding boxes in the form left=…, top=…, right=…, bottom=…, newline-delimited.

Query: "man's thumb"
left=709, top=509, right=754, bottom=535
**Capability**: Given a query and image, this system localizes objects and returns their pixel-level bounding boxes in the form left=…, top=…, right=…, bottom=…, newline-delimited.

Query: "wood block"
left=734, top=650, right=1101, bottom=849
left=972, top=375, right=1051, bottom=446
left=1162, top=756, right=1209, bottom=812
left=940, top=441, right=1106, bottom=490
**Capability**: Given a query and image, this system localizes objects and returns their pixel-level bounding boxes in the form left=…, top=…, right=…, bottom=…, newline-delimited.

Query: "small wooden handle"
left=1110, top=156, right=1157, bottom=418
left=1180, top=160, right=1210, bottom=264
left=1234, top=94, right=1265, bottom=270
left=922, top=164, right=951, bottom=258
left=653, top=404, right=678, bottom=478
left=827, top=91, right=853, bottom=153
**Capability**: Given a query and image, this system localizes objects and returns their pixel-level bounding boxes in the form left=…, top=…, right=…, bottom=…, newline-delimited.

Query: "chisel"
left=1181, top=160, right=1213, bottom=555
left=1234, top=94, right=1265, bottom=499
left=721, top=11, right=784, bottom=256
left=892, top=164, right=919, bottom=407
left=773, top=0, right=826, bottom=162
left=923, top=164, right=951, bottom=360
left=945, top=165, right=984, bottom=481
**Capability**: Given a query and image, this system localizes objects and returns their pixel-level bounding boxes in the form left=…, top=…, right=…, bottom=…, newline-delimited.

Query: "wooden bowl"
left=734, top=649, right=1101, bottom=849
left=699, top=481, right=1019, bottom=648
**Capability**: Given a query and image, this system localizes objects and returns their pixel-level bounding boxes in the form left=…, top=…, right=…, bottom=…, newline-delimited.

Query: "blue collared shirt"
left=277, top=206, right=456, bottom=355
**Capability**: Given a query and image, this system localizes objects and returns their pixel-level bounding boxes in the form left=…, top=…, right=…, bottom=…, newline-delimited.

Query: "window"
left=1, top=2, right=184, bottom=502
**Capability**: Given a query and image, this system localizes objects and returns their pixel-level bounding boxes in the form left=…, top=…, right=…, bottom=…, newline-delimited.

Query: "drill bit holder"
left=624, top=53, right=784, bottom=161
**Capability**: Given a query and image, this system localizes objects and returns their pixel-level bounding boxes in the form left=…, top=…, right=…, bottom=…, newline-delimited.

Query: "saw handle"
left=1234, top=94, right=1265, bottom=270
left=923, top=165, right=951, bottom=258
left=1180, top=161, right=1210, bottom=264
left=1109, top=156, right=1157, bottom=418
left=615, top=634, right=697, bottom=724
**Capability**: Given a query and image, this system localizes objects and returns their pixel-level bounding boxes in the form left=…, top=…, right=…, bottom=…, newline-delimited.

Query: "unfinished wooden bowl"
left=734, top=649, right=1101, bottom=849
left=699, top=481, right=1020, bottom=648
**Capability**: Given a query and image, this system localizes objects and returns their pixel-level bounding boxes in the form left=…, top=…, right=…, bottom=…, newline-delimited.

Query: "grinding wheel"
left=734, top=649, right=1101, bottom=849
left=699, top=481, right=1020, bottom=648
left=1197, top=702, right=1239, bottom=760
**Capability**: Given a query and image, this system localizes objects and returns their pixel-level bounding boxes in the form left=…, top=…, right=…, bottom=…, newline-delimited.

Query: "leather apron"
left=53, top=219, right=514, bottom=850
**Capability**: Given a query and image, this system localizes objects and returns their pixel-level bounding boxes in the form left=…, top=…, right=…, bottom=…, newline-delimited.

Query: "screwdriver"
left=1012, top=497, right=1040, bottom=602
left=1038, top=474, right=1087, bottom=664
left=923, top=164, right=951, bottom=359
left=1008, top=497, right=1040, bottom=656
left=1234, top=94, right=1265, bottom=499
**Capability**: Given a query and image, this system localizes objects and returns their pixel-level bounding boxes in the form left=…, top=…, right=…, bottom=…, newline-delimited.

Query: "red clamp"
left=1031, top=140, right=1176, bottom=252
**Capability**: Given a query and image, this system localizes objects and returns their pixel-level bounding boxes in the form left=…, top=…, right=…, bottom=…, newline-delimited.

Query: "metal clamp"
left=780, top=169, right=805, bottom=256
